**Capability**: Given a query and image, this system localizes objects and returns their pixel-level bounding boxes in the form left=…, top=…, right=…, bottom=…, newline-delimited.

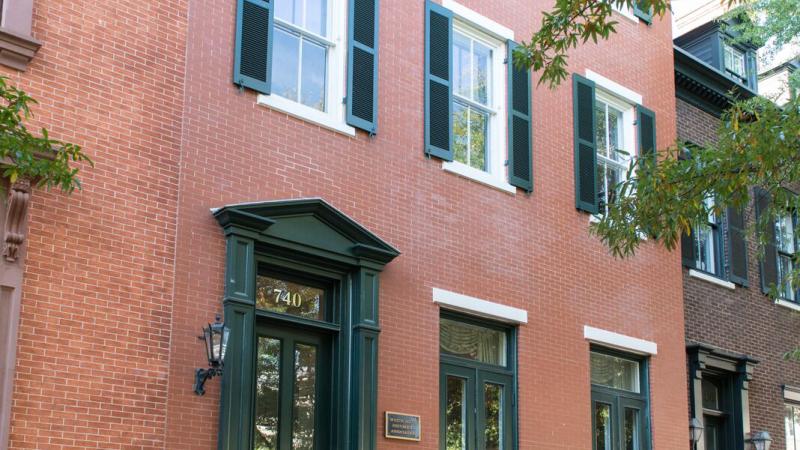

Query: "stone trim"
left=0, top=0, right=40, bottom=71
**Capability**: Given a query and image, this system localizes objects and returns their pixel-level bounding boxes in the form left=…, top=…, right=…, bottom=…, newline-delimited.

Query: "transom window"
left=694, top=197, right=723, bottom=276
left=723, top=43, right=747, bottom=81
left=786, top=403, right=800, bottom=450
left=775, top=213, right=798, bottom=301
left=272, top=0, right=331, bottom=111
left=595, top=95, right=634, bottom=215
left=591, top=349, right=650, bottom=450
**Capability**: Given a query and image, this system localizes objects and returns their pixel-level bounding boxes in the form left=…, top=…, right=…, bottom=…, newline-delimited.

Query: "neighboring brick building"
left=675, top=20, right=800, bottom=450
left=0, top=1, right=689, bottom=449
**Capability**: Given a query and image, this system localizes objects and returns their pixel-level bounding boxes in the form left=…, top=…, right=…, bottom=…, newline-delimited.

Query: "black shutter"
left=573, top=74, right=598, bottom=213
left=346, top=0, right=379, bottom=133
left=633, top=1, right=653, bottom=24
left=233, top=0, right=273, bottom=94
left=727, top=207, right=749, bottom=286
left=755, top=188, right=778, bottom=293
left=424, top=0, right=453, bottom=161
left=681, top=231, right=696, bottom=268
left=637, top=105, right=656, bottom=162
left=507, top=41, right=532, bottom=192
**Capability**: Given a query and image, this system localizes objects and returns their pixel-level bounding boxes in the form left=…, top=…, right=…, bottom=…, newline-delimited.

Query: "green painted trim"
left=507, top=40, right=533, bottom=192
left=233, top=0, right=274, bottom=94
left=218, top=302, right=256, bottom=450
left=345, top=0, right=380, bottom=133
left=572, top=73, right=598, bottom=214
left=225, top=235, right=255, bottom=303
left=424, top=0, right=454, bottom=161
left=632, top=1, right=652, bottom=24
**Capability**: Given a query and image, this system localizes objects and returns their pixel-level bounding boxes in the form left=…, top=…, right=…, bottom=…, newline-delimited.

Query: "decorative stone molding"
left=0, top=27, right=41, bottom=71
left=2, top=178, right=31, bottom=262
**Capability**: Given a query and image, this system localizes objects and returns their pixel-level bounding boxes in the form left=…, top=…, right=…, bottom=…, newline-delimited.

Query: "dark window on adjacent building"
left=440, top=314, right=515, bottom=450
left=692, top=197, right=724, bottom=277
left=590, top=349, right=651, bottom=450
left=701, top=375, right=735, bottom=450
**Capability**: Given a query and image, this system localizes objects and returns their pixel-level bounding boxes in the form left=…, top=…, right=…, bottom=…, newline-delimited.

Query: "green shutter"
left=755, top=188, right=778, bottom=293
left=633, top=1, right=653, bottom=24
left=727, top=207, right=749, bottom=286
left=424, top=0, right=453, bottom=161
left=637, top=105, right=656, bottom=163
left=346, top=0, right=379, bottom=133
left=681, top=231, right=696, bottom=268
left=233, top=0, right=274, bottom=94
left=573, top=73, right=598, bottom=213
left=507, top=41, right=533, bottom=192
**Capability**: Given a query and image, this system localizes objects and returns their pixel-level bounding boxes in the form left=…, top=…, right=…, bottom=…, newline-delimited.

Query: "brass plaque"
left=385, top=411, right=421, bottom=441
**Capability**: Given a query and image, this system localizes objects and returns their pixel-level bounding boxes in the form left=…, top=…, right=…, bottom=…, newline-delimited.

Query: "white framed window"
left=723, top=43, right=747, bottom=80
left=440, top=1, right=514, bottom=194
left=258, top=0, right=354, bottom=136
left=693, top=197, right=723, bottom=277
left=610, top=2, right=639, bottom=23
left=594, top=91, right=636, bottom=216
left=775, top=212, right=798, bottom=301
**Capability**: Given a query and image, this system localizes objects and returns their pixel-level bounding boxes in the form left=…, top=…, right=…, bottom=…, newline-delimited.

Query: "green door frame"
left=213, top=199, right=400, bottom=450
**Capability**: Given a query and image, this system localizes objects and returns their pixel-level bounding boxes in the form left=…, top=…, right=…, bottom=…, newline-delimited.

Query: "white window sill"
left=688, top=269, right=736, bottom=290
left=442, top=161, right=516, bottom=195
left=257, top=94, right=356, bottom=137
left=612, top=6, right=640, bottom=24
left=776, top=298, right=800, bottom=312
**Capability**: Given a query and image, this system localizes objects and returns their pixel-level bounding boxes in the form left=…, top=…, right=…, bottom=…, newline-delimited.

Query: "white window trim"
left=688, top=269, right=736, bottom=290
left=441, top=5, right=514, bottom=194
left=433, top=287, right=528, bottom=324
left=611, top=3, right=640, bottom=24
left=584, top=325, right=658, bottom=355
left=256, top=0, right=355, bottom=137
left=785, top=385, right=800, bottom=403
left=585, top=70, right=643, bottom=105
left=776, top=298, right=800, bottom=312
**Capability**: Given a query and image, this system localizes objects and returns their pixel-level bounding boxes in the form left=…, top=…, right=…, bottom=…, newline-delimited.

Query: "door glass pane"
left=445, top=376, right=467, bottom=450
left=594, top=402, right=612, bottom=450
left=292, top=343, right=317, bottom=449
left=272, top=28, right=300, bottom=102
left=590, top=352, right=640, bottom=392
left=484, top=383, right=503, bottom=450
left=254, top=337, right=281, bottom=450
left=256, top=275, right=326, bottom=321
left=704, top=416, right=720, bottom=450
left=702, top=378, right=720, bottom=410
left=300, top=39, right=326, bottom=111
left=440, top=318, right=506, bottom=366
left=624, top=408, right=640, bottom=450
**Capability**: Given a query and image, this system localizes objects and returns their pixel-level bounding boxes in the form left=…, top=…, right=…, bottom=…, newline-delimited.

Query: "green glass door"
left=254, top=324, right=331, bottom=450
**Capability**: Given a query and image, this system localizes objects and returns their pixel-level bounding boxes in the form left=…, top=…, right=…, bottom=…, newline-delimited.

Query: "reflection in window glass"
left=624, top=408, right=640, bottom=450
left=451, top=30, right=492, bottom=172
left=292, top=343, right=317, bottom=449
left=484, top=383, right=503, bottom=450
left=254, top=337, right=281, bottom=450
left=595, top=100, right=629, bottom=215
left=595, top=402, right=612, bottom=450
left=440, top=318, right=506, bottom=366
left=256, top=275, right=325, bottom=320
left=445, top=377, right=467, bottom=450
left=590, top=352, right=640, bottom=393
left=786, top=404, right=800, bottom=450
left=723, top=43, right=746, bottom=79
left=702, top=378, right=721, bottom=411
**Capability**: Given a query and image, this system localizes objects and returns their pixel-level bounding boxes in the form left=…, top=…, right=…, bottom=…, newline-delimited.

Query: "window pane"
left=473, top=41, right=491, bottom=105
left=484, top=383, right=503, bottom=450
left=453, top=32, right=471, bottom=99
left=696, top=224, right=716, bottom=275
left=778, top=255, right=795, bottom=300
left=590, top=352, right=640, bottom=392
left=701, top=378, right=720, bottom=410
left=787, top=405, right=797, bottom=450
left=624, top=408, right=640, bottom=450
left=440, top=318, right=506, bottom=366
left=469, top=108, right=487, bottom=171
left=300, top=39, right=326, bottom=111
left=275, top=0, right=302, bottom=26
left=304, top=0, right=327, bottom=36
left=256, top=275, right=325, bottom=320
left=607, top=106, right=624, bottom=161
left=776, top=215, right=796, bottom=254
left=453, top=102, right=469, bottom=165
left=595, top=104, right=608, bottom=157
left=272, top=28, right=301, bottom=102
left=255, top=337, right=281, bottom=450
left=794, top=405, right=800, bottom=450
left=292, top=343, right=317, bottom=449
left=594, top=402, right=613, bottom=450
left=446, top=377, right=467, bottom=450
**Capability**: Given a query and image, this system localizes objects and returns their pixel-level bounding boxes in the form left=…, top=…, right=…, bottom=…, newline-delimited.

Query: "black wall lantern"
left=194, top=315, right=230, bottom=395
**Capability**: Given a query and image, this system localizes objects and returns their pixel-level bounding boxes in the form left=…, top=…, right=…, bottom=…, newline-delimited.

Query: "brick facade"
left=3, top=1, right=689, bottom=449
left=678, top=97, right=800, bottom=449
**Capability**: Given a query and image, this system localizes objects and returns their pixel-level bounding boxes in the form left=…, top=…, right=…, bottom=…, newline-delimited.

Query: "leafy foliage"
left=725, top=0, right=800, bottom=51
left=0, top=76, right=91, bottom=192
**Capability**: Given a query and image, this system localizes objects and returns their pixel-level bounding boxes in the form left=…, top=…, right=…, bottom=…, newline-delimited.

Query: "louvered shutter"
left=233, top=0, right=273, bottom=94
left=637, top=106, right=656, bottom=162
left=424, top=0, right=453, bottom=161
left=633, top=1, right=653, bottom=23
left=681, top=232, right=696, bottom=268
left=755, top=188, right=778, bottom=293
left=727, top=207, right=749, bottom=286
left=346, top=0, right=379, bottom=133
left=507, top=41, right=533, bottom=192
left=573, top=74, right=598, bottom=213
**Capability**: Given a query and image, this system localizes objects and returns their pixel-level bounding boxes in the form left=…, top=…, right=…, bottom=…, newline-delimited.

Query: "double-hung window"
left=594, top=94, right=634, bottom=215
left=787, top=403, right=800, bottom=449
left=723, top=43, right=747, bottom=81
left=775, top=212, right=798, bottom=301
left=590, top=349, right=650, bottom=450
left=693, top=197, right=723, bottom=277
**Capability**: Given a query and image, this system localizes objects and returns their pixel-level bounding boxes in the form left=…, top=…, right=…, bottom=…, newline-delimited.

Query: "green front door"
left=253, top=324, right=332, bottom=450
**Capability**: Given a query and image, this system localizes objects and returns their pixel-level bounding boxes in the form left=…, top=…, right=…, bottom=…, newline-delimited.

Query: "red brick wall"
left=7, top=1, right=689, bottom=449
left=2, top=0, right=187, bottom=448
left=678, top=98, right=800, bottom=449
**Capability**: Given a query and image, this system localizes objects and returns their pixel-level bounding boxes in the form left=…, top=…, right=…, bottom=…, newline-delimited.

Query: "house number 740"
left=273, top=289, right=302, bottom=307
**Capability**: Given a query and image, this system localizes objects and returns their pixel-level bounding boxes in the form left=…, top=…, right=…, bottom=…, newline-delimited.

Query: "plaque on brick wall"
left=385, top=411, right=421, bottom=441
